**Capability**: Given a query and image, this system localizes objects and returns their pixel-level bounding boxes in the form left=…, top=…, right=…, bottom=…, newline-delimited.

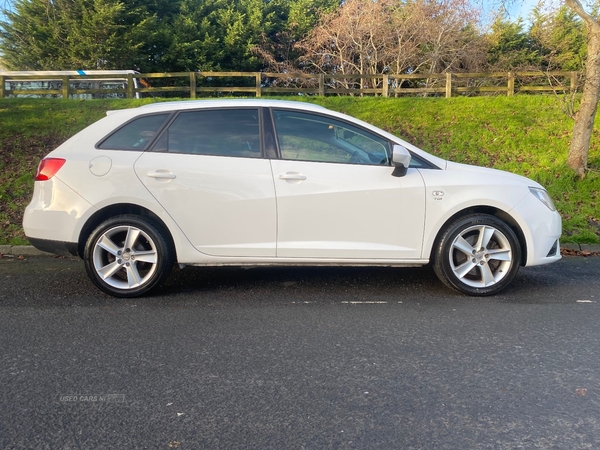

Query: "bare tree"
left=562, top=0, right=600, bottom=177
left=414, top=0, right=485, bottom=73
left=296, top=0, right=396, bottom=90
left=296, top=0, right=485, bottom=92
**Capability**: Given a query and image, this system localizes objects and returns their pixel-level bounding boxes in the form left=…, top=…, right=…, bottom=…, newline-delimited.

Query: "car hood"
left=444, top=161, right=543, bottom=189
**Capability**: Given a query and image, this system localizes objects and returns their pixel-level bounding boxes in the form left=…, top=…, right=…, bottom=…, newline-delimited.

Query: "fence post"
left=507, top=72, right=515, bottom=96
left=382, top=74, right=389, bottom=97
left=190, top=72, right=197, bottom=99
left=570, top=71, right=578, bottom=94
left=319, top=74, right=325, bottom=96
left=445, top=73, right=452, bottom=98
left=61, top=76, right=69, bottom=99
left=255, top=73, right=262, bottom=97
left=126, top=73, right=134, bottom=99
left=0, top=76, right=5, bottom=98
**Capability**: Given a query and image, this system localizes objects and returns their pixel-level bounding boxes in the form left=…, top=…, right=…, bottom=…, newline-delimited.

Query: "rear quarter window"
left=97, top=113, right=170, bottom=151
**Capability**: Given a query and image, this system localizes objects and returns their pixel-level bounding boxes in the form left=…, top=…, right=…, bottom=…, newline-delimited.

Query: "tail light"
left=35, top=158, right=66, bottom=181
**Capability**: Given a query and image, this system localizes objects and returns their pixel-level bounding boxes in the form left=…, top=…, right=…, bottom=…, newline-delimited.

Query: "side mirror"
left=391, top=144, right=411, bottom=177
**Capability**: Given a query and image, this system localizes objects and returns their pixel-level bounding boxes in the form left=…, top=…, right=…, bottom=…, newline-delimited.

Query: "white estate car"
left=23, top=99, right=562, bottom=297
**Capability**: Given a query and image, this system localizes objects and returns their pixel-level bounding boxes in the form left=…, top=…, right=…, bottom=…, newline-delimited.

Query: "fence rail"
left=0, top=70, right=580, bottom=99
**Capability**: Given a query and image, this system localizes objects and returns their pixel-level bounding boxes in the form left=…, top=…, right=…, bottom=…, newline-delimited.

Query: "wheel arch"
left=77, top=203, right=176, bottom=259
left=429, top=206, right=527, bottom=266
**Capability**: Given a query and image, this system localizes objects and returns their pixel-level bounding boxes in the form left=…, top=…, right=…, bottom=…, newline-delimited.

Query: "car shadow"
left=2, top=256, right=593, bottom=307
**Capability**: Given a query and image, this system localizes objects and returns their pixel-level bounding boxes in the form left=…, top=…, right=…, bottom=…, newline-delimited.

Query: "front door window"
left=273, top=109, right=390, bottom=165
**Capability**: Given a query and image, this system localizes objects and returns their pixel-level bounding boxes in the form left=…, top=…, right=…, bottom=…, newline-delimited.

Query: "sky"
left=478, top=0, right=528, bottom=25
left=506, top=0, right=540, bottom=20
left=492, top=0, right=564, bottom=25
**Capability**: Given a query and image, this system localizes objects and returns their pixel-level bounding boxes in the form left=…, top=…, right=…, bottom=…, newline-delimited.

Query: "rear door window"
left=151, top=109, right=261, bottom=158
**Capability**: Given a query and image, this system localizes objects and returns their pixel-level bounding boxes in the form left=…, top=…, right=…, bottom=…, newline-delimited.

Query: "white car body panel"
left=22, top=176, right=93, bottom=242
left=24, top=148, right=203, bottom=262
left=418, top=162, right=561, bottom=266
left=134, top=152, right=277, bottom=257
left=509, top=192, right=562, bottom=266
left=271, top=160, right=426, bottom=259
left=418, top=165, right=530, bottom=259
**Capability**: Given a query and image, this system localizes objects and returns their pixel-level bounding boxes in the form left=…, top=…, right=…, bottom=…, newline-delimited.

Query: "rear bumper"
left=27, top=238, right=79, bottom=257
left=23, top=178, right=94, bottom=245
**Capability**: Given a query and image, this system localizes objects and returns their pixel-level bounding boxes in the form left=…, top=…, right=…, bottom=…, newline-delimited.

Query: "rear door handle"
left=147, top=171, right=176, bottom=179
left=278, top=172, right=306, bottom=181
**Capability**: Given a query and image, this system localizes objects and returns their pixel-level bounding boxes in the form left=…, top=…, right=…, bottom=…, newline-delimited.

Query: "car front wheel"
left=83, top=215, right=174, bottom=298
left=433, top=214, right=522, bottom=296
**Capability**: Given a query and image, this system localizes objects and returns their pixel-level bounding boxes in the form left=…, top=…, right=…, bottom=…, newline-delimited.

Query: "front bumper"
left=511, top=192, right=562, bottom=267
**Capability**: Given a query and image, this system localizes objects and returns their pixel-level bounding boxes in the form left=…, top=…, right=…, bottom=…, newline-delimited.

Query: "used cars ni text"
left=23, top=99, right=561, bottom=297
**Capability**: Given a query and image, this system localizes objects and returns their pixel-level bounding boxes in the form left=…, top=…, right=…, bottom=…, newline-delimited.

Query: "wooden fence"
left=0, top=70, right=580, bottom=99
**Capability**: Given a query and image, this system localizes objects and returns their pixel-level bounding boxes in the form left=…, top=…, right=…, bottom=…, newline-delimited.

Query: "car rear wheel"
left=84, top=215, right=174, bottom=298
left=433, top=214, right=521, bottom=296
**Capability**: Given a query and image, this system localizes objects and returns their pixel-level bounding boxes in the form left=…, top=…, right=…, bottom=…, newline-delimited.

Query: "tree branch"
left=564, top=0, right=600, bottom=30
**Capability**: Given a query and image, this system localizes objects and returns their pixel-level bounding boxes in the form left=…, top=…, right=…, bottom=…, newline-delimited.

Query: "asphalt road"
left=1, top=255, right=599, bottom=449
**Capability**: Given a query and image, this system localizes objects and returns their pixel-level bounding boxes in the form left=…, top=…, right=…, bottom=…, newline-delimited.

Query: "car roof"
left=134, top=98, right=328, bottom=113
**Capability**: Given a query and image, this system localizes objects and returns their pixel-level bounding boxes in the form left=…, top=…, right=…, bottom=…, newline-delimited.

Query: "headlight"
left=529, top=187, right=556, bottom=211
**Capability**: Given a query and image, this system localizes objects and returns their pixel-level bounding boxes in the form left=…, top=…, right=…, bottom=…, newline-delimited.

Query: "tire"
left=433, top=214, right=522, bottom=296
left=83, top=215, right=174, bottom=298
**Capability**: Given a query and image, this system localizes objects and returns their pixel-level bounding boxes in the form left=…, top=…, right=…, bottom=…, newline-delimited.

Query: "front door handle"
left=147, top=171, right=176, bottom=179
left=278, top=172, right=306, bottom=181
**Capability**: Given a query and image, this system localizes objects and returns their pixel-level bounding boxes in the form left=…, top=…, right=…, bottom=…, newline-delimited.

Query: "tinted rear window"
left=98, top=113, right=170, bottom=151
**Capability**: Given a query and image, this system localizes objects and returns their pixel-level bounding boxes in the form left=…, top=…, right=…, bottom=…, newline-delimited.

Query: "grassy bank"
left=0, top=96, right=598, bottom=245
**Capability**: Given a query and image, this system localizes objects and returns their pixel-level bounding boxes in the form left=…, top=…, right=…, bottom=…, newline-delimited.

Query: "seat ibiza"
left=23, top=99, right=561, bottom=297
